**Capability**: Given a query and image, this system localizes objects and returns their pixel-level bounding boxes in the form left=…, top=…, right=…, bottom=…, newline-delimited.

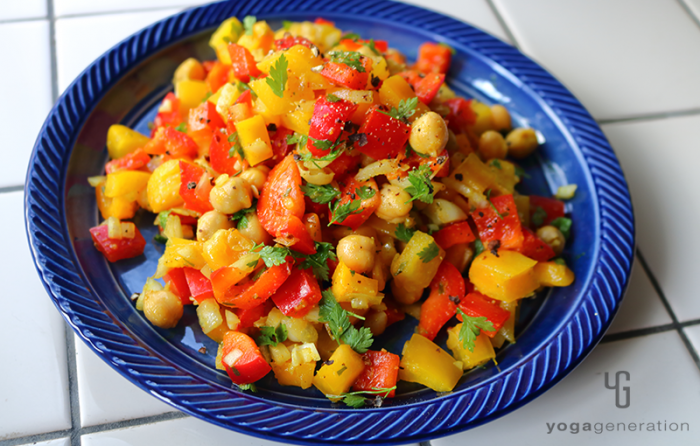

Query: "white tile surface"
left=683, top=325, right=700, bottom=359
left=81, top=415, right=422, bottom=446
left=0, top=21, right=53, bottom=188
left=602, top=115, right=700, bottom=322
left=55, top=8, right=181, bottom=93
left=54, top=0, right=210, bottom=18
left=434, top=331, right=700, bottom=445
left=0, top=193, right=71, bottom=440
left=75, top=338, right=174, bottom=427
left=18, top=438, right=70, bottom=446
left=492, top=0, right=700, bottom=121
left=0, top=0, right=47, bottom=22
left=607, top=260, right=672, bottom=335
left=682, top=0, right=700, bottom=19
left=403, top=0, right=511, bottom=43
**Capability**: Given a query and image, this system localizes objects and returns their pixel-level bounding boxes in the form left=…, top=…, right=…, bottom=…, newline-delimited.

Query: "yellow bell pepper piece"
left=106, top=124, right=150, bottom=160
left=281, top=99, right=315, bottom=135
left=469, top=250, right=539, bottom=302
left=172, top=57, right=205, bottom=83
left=468, top=100, right=494, bottom=136
left=258, top=45, right=332, bottom=90
left=446, top=327, right=495, bottom=370
left=202, top=228, right=254, bottom=271
left=378, top=75, right=430, bottom=122
left=534, top=261, right=575, bottom=287
left=236, top=115, right=273, bottom=166
left=250, top=75, right=314, bottom=116
left=95, top=180, right=137, bottom=220
left=489, top=159, right=518, bottom=195
left=399, top=334, right=462, bottom=392
left=174, top=80, right=209, bottom=110
left=154, top=238, right=206, bottom=278
left=104, top=171, right=151, bottom=198
left=281, top=21, right=342, bottom=53
left=196, top=298, right=228, bottom=343
left=390, top=231, right=444, bottom=304
left=313, top=344, right=365, bottom=398
left=332, top=261, right=379, bottom=303
left=146, top=159, right=184, bottom=213
left=236, top=21, right=274, bottom=61
left=490, top=300, right=518, bottom=349
left=209, top=17, right=243, bottom=65
left=215, top=83, right=241, bottom=121
left=251, top=97, right=282, bottom=127
left=272, top=359, right=316, bottom=389
left=442, top=153, right=497, bottom=208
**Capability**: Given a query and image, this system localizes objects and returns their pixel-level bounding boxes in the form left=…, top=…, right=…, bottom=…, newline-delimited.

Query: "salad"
left=88, top=15, right=576, bottom=408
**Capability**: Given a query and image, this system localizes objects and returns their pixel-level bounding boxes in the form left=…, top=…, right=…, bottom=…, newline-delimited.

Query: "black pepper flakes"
left=267, top=123, right=277, bottom=132
left=488, top=240, right=501, bottom=257
left=187, top=181, right=197, bottom=190
left=455, top=173, right=463, bottom=181
left=348, top=132, right=368, bottom=147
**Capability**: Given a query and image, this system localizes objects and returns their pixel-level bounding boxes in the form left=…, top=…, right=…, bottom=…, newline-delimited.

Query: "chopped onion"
left=355, top=159, right=399, bottom=182
left=555, top=184, right=577, bottom=200
left=107, top=217, right=121, bottom=239
left=223, top=348, right=243, bottom=368
left=87, top=176, right=106, bottom=187
left=120, top=222, right=136, bottom=239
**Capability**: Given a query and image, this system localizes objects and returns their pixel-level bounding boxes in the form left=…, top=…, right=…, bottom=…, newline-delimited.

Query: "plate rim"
left=24, top=0, right=635, bottom=444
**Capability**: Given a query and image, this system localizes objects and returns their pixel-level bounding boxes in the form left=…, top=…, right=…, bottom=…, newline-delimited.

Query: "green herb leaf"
left=340, top=32, right=361, bottom=41
left=355, top=186, right=376, bottom=200
left=299, top=241, right=337, bottom=281
left=243, top=15, right=256, bottom=35
left=343, top=394, right=367, bottom=408
left=319, top=290, right=373, bottom=353
left=550, top=217, right=572, bottom=239
left=175, top=123, right=187, bottom=133
left=363, top=39, right=380, bottom=55
left=456, top=308, right=494, bottom=352
left=282, top=20, right=293, bottom=30
left=301, top=183, right=340, bottom=204
left=514, top=165, right=531, bottom=179
left=531, top=206, right=547, bottom=227
left=405, top=144, right=429, bottom=159
left=553, top=258, right=566, bottom=266
left=489, top=159, right=502, bottom=169
left=417, top=241, right=440, bottom=263
left=326, top=93, right=342, bottom=103
left=154, top=234, right=168, bottom=244
left=329, top=197, right=362, bottom=226
left=474, top=239, right=485, bottom=256
left=327, top=51, right=365, bottom=73
left=238, top=383, right=258, bottom=392
left=394, top=223, right=415, bottom=243
left=258, top=245, right=292, bottom=267
left=297, top=141, right=346, bottom=169
left=266, top=53, right=288, bottom=98
left=230, top=199, right=257, bottom=229
left=257, top=324, right=288, bottom=347
left=157, top=210, right=172, bottom=229
left=236, top=81, right=257, bottom=98
left=405, top=164, right=435, bottom=204
left=326, top=386, right=397, bottom=408
left=341, top=325, right=373, bottom=354
left=379, top=97, right=418, bottom=122
left=286, top=132, right=307, bottom=147
left=228, top=131, right=245, bottom=159
left=485, top=189, right=505, bottom=220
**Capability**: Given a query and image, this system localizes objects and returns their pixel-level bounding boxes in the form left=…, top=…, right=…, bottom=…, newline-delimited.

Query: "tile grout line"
left=601, top=323, right=676, bottom=344
left=597, top=107, right=700, bottom=126
left=0, top=430, right=72, bottom=446
left=485, top=0, right=521, bottom=49
left=676, top=0, right=700, bottom=31
left=64, top=326, right=82, bottom=446
left=78, top=411, right=189, bottom=437
left=47, top=0, right=59, bottom=103
left=0, top=16, right=49, bottom=25
left=52, top=4, right=189, bottom=20
left=636, top=250, right=700, bottom=371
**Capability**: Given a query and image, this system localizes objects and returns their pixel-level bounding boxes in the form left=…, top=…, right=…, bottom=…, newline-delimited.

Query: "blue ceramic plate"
left=25, top=1, right=635, bottom=444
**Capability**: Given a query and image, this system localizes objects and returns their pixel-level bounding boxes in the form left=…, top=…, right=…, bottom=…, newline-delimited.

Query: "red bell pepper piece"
left=516, top=227, right=555, bottom=262
left=457, top=292, right=511, bottom=337
left=340, top=39, right=388, bottom=53
left=330, top=175, right=380, bottom=230
left=205, top=61, right=231, bottom=94
left=228, top=44, right=261, bottom=83
left=308, top=96, right=357, bottom=155
left=281, top=217, right=317, bottom=255
left=271, top=268, right=322, bottom=318
left=89, top=224, right=146, bottom=263
left=355, top=107, right=410, bottom=160
left=266, top=126, right=295, bottom=167
left=151, top=92, right=183, bottom=136
left=529, top=195, right=566, bottom=227
left=212, top=262, right=292, bottom=310
left=433, top=221, right=476, bottom=250
left=274, top=35, right=313, bottom=50
left=314, top=17, right=335, bottom=26
left=444, top=98, right=476, bottom=133
left=471, top=194, right=524, bottom=250
left=352, top=350, right=400, bottom=398
left=144, top=126, right=199, bottom=159
left=327, top=152, right=361, bottom=175
left=320, top=57, right=372, bottom=90
left=178, top=161, right=213, bottom=214
left=384, top=300, right=405, bottom=327
left=188, top=101, right=225, bottom=132
left=417, top=261, right=465, bottom=340
left=415, top=42, right=452, bottom=74
left=163, top=268, right=192, bottom=305
left=183, top=267, right=214, bottom=304
left=209, top=130, right=239, bottom=175
left=415, top=73, right=445, bottom=105
left=221, top=331, right=271, bottom=384
left=105, top=148, right=151, bottom=174
left=235, top=299, right=274, bottom=329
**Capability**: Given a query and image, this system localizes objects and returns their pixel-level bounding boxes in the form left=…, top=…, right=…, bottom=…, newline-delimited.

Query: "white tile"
left=75, top=337, right=174, bottom=427
left=683, top=325, right=700, bottom=358
left=55, top=9, right=181, bottom=93
left=0, top=21, right=53, bottom=188
left=0, top=193, right=70, bottom=440
left=683, top=0, right=700, bottom=20
left=81, top=415, right=422, bottom=446
left=54, top=0, right=210, bottom=17
left=492, top=0, right=700, bottom=121
left=602, top=115, right=700, bottom=321
left=434, top=331, right=700, bottom=445
left=18, top=438, right=70, bottom=446
left=607, top=260, right=671, bottom=335
left=402, top=0, right=511, bottom=43
left=0, top=0, right=46, bottom=22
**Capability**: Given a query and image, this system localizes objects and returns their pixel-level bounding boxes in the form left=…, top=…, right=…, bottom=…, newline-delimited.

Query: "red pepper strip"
left=457, top=291, right=511, bottom=337
left=228, top=43, right=262, bottom=83
left=265, top=126, right=295, bottom=168
left=89, top=224, right=146, bottom=263
left=178, top=161, right=213, bottom=214
left=222, top=331, right=271, bottom=384
left=235, top=300, right=274, bottom=329
left=274, top=35, right=313, bottom=50
left=433, top=221, right=476, bottom=250
left=529, top=195, right=566, bottom=227
left=271, top=268, right=322, bottom=318
left=320, top=58, right=371, bottom=90
left=417, top=261, right=465, bottom=341
left=308, top=96, right=357, bottom=155
left=151, top=92, right=182, bottom=137
left=314, top=17, right=335, bottom=26
left=205, top=61, right=231, bottom=94
left=385, top=300, right=406, bottom=327
left=183, top=267, right=214, bottom=304
left=330, top=175, right=380, bottom=230
left=326, top=152, right=361, bottom=175
left=105, top=148, right=151, bottom=174
left=516, top=227, right=555, bottom=262
left=212, top=262, right=292, bottom=310
left=144, top=126, right=199, bottom=159
left=209, top=130, right=239, bottom=175
left=415, top=73, right=445, bottom=105
left=163, top=268, right=192, bottom=305
left=355, top=107, right=410, bottom=160
left=188, top=101, right=224, bottom=132
left=415, top=42, right=452, bottom=74
left=352, top=350, right=400, bottom=398
left=471, top=194, right=524, bottom=250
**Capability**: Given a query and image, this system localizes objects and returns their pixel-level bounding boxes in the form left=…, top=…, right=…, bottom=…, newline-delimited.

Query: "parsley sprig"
left=301, top=183, right=340, bottom=204
left=243, top=15, right=256, bottom=35
left=257, top=324, right=288, bottom=347
left=456, top=308, right=495, bottom=352
left=550, top=217, right=572, bottom=239
left=328, top=187, right=376, bottom=226
left=394, top=223, right=416, bottom=243
left=379, top=97, right=418, bottom=122
left=299, top=242, right=337, bottom=281
left=417, top=241, right=440, bottom=263
left=404, top=164, right=435, bottom=204
left=230, top=199, right=257, bottom=229
left=327, top=51, right=365, bottom=72
left=531, top=206, right=547, bottom=227
left=238, top=383, right=257, bottom=392
left=319, top=290, right=373, bottom=353
left=228, top=132, right=245, bottom=159
left=327, top=386, right=397, bottom=408
left=266, top=53, right=288, bottom=98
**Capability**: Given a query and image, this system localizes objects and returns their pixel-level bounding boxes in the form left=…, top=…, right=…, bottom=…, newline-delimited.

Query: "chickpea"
left=238, top=213, right=271, bottom=245
left=209, top=175, right=252, bottom=214
left=143, top=290, right=183, bottom=329
left=537, top=225, right=566, bottom=255
left=240, top=167, right=268, bottom=192
left=375, top=184, right=412, bottom=223
left=364, top=310, right=388, bottom=336
left=197, top=210, right=233, bottom=242
left=408, top=111, right=448, bottom=157
left=337, top=235, right=376, bottom=274
left=490, top=104, right=511, bottom=132
left=478, top=130, right=508, bottom=160
left=506, top=128, right=539, bottom=159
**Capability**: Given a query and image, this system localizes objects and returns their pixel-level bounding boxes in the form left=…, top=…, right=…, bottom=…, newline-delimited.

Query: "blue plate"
left=24, top=1, right=635, bottom=444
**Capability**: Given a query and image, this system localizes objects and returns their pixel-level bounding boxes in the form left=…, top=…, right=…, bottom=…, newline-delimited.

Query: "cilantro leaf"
left=301, top=183, right=340, bottom=204
left=327, top=51, right=366, bottom=72
left=258, top=245, right=292, bottom=267
left=341, top=326, right=373, bottom=354
left=485, top=189, right=505, bottom=220
left=175, top=123, right=187, bottom=133
left=299, top=241, right=337, bottom=281
left=395, top=223, right=415, bottom=243
left=550, top=217, right=572, bottom=239
left=326, top=93, right=342, bottom=103
left=230, top=199, right=257, bottom=229
left=297, top=141, right=346, bottom=169
left=405, top=164, right=435, bottom=204
left=257, top=324, right=288, bottom=347
left=379, top=97, right=418, bottom=122
left=554, top=258, right=566, bottom=266
left=310, top=137, right=334, bottom=151
left=156, top=210, right=172, bottom=229
left=405, top=144, right=429, bottom=159
left=340, top=32, right=361, bottom=41
left=363, top=39, right=380, bottom=55
left=154, top=234, right=168, bottom=244
left=266, top=53, right=288, bottom=98
left=456, top=308, right=495, bottom=352
left=417, top=241, right=440, bottom=263
left=243, top=15, right=256, bottom=35
left=326, top=386, right=397, bottom=408
left=286, top=132, right=308, bottom=147
left=319, top=290, right=373, bottom=353
left=474, top=239, right=485, bottom=256
left=228, top=131, right=245, bottom=159
left=489, top=159, right=502, bottom=169
left=355, top=186, right=376, bottom=200
left=282, top=20, right=293, bottom=30
left=236, top=81, right=257, bottom=98
left=238, top=383, right=258, bottom=392
left=343, top=394, right=367, bottom=408
left=329, top=198, right=362, bottom=226
left=531, top=206, right=547, bottom=227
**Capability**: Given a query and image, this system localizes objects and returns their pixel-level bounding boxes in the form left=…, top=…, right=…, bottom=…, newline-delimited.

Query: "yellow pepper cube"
left=332, top=261, right=379, bottom=303
left=272, top=359, right=316, bottom=389
left=442, top=153, right=497, bottom=207
left=155, top=238, right=206, bottom=278
left=491, top=300, right=518, bottom=348
left=489, top=159, right=518, bottom=195
left=469, top=250, right=539, bottom=302
left=258, top=45, right=332, bottom=90
left=106, top=124, right=150, bottom=160
left=215, top=83, right=241, bottom=119
left=236, top=115, right=273, bottom=166
left=390, top=231, right=444, bottom=299
left=104, top=171, right=151, bottom=198
left=209, top=17, right=243, bottom=64
left=281, top=99, right=315, bottom=135
left=534, top=261, right=575, bottom=287
left=446, top=327, right=495, bottom=370
left=379, top=75, right=430, bottom=122
left=399, top=334, right=462, bottom=392
left=313, top=344, right=365, bottom=398
left=202, top=228, right=254, bottom=271
left=175, top=80, right=209, bottom=110
left=250, top=75, right=314, bottom=116
left=95, top=181, right=137, bottom=220
left=146, top=159, right=184, bottom=213
left=236, top=21, right=275, bottom=59
left=469, top=100, right=494, bottom=136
